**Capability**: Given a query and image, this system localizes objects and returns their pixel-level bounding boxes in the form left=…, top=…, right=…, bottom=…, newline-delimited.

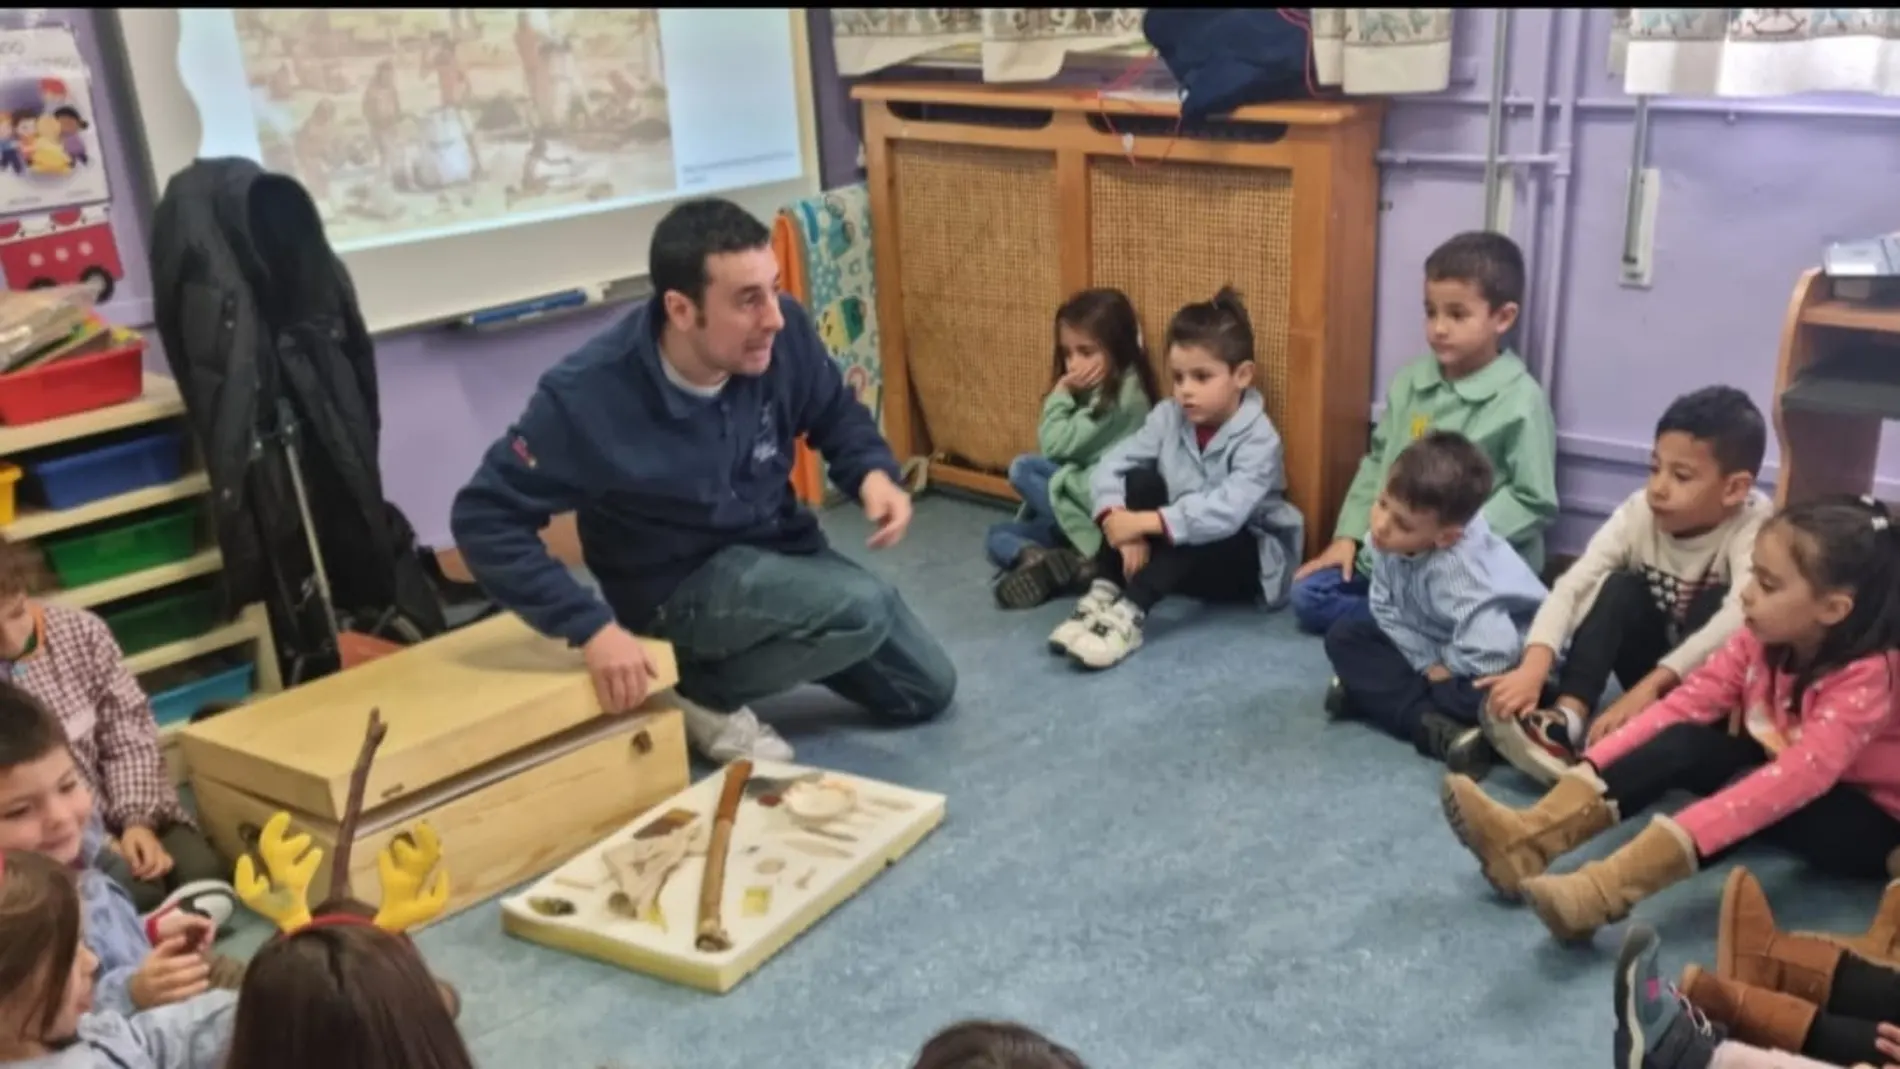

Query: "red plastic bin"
left=0, top=335, right=146, bottom=427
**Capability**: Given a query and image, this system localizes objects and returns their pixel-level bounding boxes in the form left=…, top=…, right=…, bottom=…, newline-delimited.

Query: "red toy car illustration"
left=0, top=204, right=123, bottom=303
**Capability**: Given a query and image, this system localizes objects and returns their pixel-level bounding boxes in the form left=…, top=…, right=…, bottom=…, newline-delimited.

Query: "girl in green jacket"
left=989, top=289, right=1159, bottom=609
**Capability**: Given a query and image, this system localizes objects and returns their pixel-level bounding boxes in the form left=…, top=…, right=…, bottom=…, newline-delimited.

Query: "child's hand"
left=1874, top=1020, right=1900, bottom=1063
left=1119, top=541, right=1149, bottom=578
left=1294, top=538, right=1359, bottom=582
left=119, top=825, right=175, bottom=881
left=153, top=910, right=214, bottom=952
left=1101, top=509, right=1157, bottom=548
left=1059, top=364, right=1105, bottom=393
left=129, top=935, right=211, bottom=1009
left=1586, top=702, right=1641, bottom=748
left=1424, top=664, right=1453, bottom=683
left=1476, top=663, right=1547, bottom=720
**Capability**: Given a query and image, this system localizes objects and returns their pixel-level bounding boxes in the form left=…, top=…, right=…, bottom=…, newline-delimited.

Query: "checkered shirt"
left=7, top=602, right=192, bottom=832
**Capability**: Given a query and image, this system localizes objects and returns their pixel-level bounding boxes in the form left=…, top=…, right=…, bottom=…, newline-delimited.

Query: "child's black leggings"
left=1795, top=952, right=1900, bottom=1065
left=1591, top=722, right=1900, bottom=877
left=1095, top=468, right=1258, bottom=612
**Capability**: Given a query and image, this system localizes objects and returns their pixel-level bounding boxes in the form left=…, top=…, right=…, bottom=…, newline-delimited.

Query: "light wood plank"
left=4, top=473, right=211, bottom=541
left=0, top=375, right=184, bottom=457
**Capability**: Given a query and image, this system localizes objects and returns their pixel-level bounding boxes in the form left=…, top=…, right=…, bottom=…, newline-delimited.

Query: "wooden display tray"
left=501, top=760, right=946, bottom=993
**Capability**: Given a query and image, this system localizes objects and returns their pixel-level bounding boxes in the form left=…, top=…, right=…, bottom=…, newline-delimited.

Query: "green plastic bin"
left=41, top=507, right=198, bottom=590
left=101, top=585, right=220, bottom=656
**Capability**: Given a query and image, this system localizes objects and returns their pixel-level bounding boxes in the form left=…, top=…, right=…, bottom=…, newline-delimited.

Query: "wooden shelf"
left=44, top=548, right=224, bottom=610
left=0, top=375, right=185, bottom=457
left=125, top=605, right=266, bottom=676
left=1800, top=300, right=1900, bottom=335
left=2, top=473, right=212, bottom=541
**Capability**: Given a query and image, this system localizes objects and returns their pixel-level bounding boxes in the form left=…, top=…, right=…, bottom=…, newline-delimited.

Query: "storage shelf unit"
left=0, top=374, right=279, bottom=781
left=1771, top=269, right=1900, bottom=507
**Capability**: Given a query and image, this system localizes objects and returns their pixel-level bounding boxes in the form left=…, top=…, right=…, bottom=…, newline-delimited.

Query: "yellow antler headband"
left=232, top=708, right=451, bottom=936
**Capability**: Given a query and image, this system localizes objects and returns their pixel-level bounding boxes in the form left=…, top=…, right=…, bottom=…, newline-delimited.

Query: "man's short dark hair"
left=1386, top=430, right=1495, bottom=526
left=1655, top=385, right=1767, bottom=476
left=648, top=198, right=772, bottom=308
left=1425, top=231, right=1525, bottom=310
left=0, top=681, right=67, bottom=771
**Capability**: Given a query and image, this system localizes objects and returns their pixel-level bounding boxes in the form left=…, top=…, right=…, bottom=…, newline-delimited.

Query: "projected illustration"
left=232, top=9, right=673, bottom=250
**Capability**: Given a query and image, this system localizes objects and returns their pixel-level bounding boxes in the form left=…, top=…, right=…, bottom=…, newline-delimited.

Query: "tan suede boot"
left=1439, top=764, right=1616, bottom=900
left=1678, top=964, right=1820, bottom=1052
left=1795, top=877, right=1900, bottom=970
left=1520, top=816, right=1698, bottom=942
left=1716, top=866, right=1844, bottom=1006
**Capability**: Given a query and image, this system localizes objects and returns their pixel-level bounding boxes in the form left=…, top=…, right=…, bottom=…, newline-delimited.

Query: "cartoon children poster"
left=0, top=25, right=109, bottom=216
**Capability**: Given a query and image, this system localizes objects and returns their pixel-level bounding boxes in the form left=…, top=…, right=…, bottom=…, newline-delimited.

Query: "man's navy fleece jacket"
left=449, top=295, right=900, bottom=646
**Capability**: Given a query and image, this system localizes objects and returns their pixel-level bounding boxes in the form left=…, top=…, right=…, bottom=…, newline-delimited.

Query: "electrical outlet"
left=1620, top=166, right=1661, bottom=289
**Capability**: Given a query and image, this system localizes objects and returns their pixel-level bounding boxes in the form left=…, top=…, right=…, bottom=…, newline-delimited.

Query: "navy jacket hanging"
left=1144, top=9, right=1314, bottom=123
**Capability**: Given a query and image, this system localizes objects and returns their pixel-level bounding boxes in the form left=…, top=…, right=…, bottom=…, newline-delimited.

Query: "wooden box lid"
left=179, top=613, right=677, bottom=822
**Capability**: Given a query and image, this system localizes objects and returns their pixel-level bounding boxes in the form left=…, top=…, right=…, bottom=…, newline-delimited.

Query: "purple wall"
left=48, top=9, right=1900, bottom=551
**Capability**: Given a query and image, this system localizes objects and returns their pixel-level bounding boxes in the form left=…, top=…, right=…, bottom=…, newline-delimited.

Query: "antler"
left=372, top=821, right=450, bottom=932
left=328, top=708, right=388, bottom=904
left=233, top=811, right=323, bottom=932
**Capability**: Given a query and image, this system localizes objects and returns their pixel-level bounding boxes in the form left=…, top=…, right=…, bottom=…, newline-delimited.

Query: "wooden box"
left=179, top=613, right=691, bottom=927
left=501, top=760, right=945, bottom=993
left=856, top=82, right=1384, bottom=558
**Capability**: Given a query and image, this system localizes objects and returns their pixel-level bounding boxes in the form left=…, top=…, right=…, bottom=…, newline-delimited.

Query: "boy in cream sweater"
left=1477, top=386, right=1772, bottom=783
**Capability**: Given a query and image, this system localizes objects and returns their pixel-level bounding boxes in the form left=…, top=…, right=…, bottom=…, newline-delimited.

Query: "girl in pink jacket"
left=1439, top=495, right=1900, bottom=943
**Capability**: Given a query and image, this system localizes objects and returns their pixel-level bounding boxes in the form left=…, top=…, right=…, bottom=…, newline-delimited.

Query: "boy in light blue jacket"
left=1322, top=431, right=1548, bottom=777
left=1050, top=288, right=1304, bottom=670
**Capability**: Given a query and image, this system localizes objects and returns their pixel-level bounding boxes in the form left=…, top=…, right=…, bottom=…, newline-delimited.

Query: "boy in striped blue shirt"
left=1322, top=431, right=1548, bottom=779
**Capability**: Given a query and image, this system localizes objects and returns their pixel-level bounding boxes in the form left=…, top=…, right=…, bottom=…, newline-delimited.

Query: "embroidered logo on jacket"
left=511, top=436, right=537, bottom=469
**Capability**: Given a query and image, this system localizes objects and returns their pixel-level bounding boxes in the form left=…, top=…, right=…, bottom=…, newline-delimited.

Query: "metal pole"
left=1621, top=96, right=1653, bottom=273
left=1481, top=8, right=1512, bottom=230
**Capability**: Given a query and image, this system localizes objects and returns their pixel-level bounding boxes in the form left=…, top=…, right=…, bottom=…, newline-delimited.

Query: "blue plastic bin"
left=149, top=662, right=254, bottom=729
left=27, top=430, right=185, bottom=511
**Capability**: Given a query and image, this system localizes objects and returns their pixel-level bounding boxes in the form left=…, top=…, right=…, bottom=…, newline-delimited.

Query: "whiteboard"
left=107, top=9, right=821, bottom=335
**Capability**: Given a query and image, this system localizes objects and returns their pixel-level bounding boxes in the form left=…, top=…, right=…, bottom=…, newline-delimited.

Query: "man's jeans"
left=643, top=545, right=957, bottom=722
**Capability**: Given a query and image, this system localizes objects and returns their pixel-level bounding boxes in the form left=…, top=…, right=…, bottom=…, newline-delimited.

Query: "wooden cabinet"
left=1771, top=269, right=1900, bottom=507
left=854, top=82, right=1384, bottom=558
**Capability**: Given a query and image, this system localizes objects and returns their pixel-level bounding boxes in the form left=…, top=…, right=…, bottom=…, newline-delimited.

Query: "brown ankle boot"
left=1679, top=963, right=1820, bottom=1051
left=1439, top=764, right=1616, bottom=900
left=1717, top=866, right=1844, bottom=1005
left=1795, top=879, right=1900, bottom=970
left=1520, top=816, right=1698, bottom=942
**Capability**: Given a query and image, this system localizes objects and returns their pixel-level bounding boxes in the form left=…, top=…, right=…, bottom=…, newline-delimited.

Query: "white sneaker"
left=674, top=694, right=795, bottom=763
left=1048, top=580, right=1120, bottom=655
left=146, top=879, right=239, bottom=934
left=1066, top=599, right=1143, bottom=670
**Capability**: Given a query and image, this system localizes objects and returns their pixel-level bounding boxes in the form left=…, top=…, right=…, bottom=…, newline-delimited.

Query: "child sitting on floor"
left=1659, top=866, right=1900, bottom=1068
left=0, top=539, right=235, bottom=921
left=0, top=848, right=235, bottom=1068
left=912, top=1020, right=1090, bottom=1069
left=1443, top=495, right=1900, bottom=945
left=1291, top=230, right=1557, bottom=635
left=1322, top=431, right=1546, bottom=777
left=1049, top=286, right=1303, bottom=670
left=0, top=681, right=239, bottom=1013
left=988, top=288, right=1159, bottom=610
left=222, top=920, right=472, bottom=1069
left=1480, top=385, right=1772, bottom=785
left=1611, top=922, right=1899, bottom=1069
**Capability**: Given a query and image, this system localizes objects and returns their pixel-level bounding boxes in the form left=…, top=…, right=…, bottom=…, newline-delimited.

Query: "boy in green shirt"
left=1292, top=231, right=1559, bottom=634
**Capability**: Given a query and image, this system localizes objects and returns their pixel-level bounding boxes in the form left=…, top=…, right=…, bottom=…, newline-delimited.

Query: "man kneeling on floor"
left=451, top=197, right=958, bottom=761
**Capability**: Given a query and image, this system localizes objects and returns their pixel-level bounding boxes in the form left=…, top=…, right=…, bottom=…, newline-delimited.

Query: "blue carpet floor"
left=406, top=495, right=1886, bottom=1069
